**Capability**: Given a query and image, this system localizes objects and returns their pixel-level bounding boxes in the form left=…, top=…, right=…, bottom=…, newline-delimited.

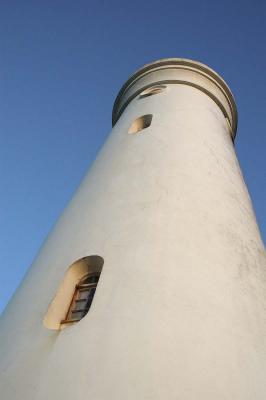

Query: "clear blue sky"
left=0, top=0, right=265, bottom=314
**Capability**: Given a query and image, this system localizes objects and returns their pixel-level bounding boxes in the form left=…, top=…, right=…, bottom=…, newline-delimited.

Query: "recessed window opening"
left=43, top=255, right=104, bottom=330
left=139, top=85, right=167, bottom=99
left=128, top=114, right=153, bottom=134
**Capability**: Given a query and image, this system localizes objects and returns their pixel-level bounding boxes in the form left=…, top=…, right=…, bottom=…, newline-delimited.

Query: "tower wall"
left=1, top=59, right=266, bottom=400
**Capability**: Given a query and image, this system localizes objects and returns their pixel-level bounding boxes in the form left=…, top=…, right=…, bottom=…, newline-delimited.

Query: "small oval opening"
left=43, top=255, right=104, bottom=330
left=139, top=85, right=167, bottom=99
left=128, top=114, right=153, bottom=134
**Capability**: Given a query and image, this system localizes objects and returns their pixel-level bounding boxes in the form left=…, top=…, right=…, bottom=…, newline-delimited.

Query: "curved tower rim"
left=112, top=58, right=238, bottom=138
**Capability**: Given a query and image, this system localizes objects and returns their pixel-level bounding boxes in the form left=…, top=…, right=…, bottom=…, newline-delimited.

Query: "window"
left=61, top=273, right=99, bottom=324
left=139, top=85, right=167, bottom=99
left=128, top=114, right=153, bottom=134
left=43, top=255, right=104, bottom=330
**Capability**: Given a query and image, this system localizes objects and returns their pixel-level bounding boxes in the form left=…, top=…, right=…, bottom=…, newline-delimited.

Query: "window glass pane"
left=73, top=300, right=86, bottom=311
left=87, top=275, right=99, bottom=284
left=78, top=289, right=90, bottom=300
left=71, top=310, right=84, bottom=320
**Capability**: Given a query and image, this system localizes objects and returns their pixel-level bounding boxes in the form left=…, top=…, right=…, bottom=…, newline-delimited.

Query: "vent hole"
left=139, top=85, right=167, bottom=99
left=128, top=114, right=153, bottom=134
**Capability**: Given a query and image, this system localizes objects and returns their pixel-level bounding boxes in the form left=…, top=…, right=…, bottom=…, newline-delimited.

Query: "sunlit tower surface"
left=1, top=58, right=266, bottom=400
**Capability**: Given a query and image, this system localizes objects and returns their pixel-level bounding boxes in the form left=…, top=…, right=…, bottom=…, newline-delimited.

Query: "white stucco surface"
left=1, top=59, right=266, bottom=400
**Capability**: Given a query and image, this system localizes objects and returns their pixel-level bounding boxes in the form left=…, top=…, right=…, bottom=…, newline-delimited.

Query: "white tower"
left=1, top=58, right=266, bottom=400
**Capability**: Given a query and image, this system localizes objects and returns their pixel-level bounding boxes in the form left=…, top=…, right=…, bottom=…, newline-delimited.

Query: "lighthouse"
left=0, top=58, right=266, bottom=399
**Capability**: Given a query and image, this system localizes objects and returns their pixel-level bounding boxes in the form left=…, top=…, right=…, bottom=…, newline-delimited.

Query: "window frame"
left=61, top=273, right=99, bottom=325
